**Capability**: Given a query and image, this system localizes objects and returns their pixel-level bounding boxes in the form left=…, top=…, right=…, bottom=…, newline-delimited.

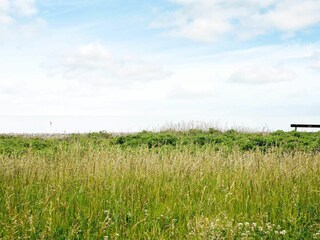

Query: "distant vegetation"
left=1, top=129, right=320, bottom=156
left=0, top=129, right=319, bottom=239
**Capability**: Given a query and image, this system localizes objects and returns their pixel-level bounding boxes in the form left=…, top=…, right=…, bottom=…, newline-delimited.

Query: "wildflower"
left=144, top=209, right=149, bottom=216
left=275, top=230, right=279, bottom=234
left=252, top=223, right=257, bottom=228
left=238, top=223, right=243, bottom=227
left=280, top=230, right=286, bottom=235
left=245, top=222, right=250, bottom=227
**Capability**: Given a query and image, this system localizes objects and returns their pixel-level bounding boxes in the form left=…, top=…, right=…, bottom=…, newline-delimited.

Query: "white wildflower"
left=144, top=209, right=149, bottom=216
left=280, top=230, right=286, bottom=235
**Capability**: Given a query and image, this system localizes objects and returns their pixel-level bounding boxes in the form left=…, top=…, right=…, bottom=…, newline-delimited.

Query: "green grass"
left=0, top=130, right=320, bottom=239
left=1, top=129, right=320, bottom=157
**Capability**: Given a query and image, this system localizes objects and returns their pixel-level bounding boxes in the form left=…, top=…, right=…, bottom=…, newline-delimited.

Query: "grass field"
left=0, top=130, right=320, bottom=239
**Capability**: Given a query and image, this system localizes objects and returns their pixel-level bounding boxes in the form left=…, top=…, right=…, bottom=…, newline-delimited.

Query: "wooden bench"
left=291, top=124, right=320, bottom=131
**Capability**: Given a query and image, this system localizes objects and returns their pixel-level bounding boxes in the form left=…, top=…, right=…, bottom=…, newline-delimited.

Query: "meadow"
left=0, top=129, right=319, bottom=239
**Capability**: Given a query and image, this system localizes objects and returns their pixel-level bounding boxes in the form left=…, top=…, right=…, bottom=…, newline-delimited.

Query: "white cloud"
left=167, top=86, right=212, bottom=99
left=0, top=0, right=37, bottom=21
left=18, top=17, right=46, bottom=38
left=0, top=0, right=41, bottom=38
left=0, top=0, right=37, bottom=16
left=153, top=0, right=320, bottom=42
left=310, top=52, right=320, bottom=71
left=312, top=61, right=320, bottom=70
left=11, top=0, right=37, bottom=16
left=0, top=14, right=12, bottom=28
left=0, top=0, right=12, bottom=27
left=0, top=0, right=9, bottom=11
left=229, top=66, right=294, bottom=85
left=1, top=42, right=320, bottom=130
left=49, top=43, right=171, bottom=86
left=160, top=43, right=320, bottom=108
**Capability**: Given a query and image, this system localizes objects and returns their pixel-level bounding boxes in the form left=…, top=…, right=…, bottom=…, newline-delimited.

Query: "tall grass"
left=0, top=144, right=319, bottom=239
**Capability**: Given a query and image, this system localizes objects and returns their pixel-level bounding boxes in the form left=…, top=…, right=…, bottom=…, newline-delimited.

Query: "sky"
left=1, top=0, right=320, bottom=133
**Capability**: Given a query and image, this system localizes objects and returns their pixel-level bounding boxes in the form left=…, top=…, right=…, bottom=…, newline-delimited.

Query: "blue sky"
left=1, top=0, right=320, bottom=133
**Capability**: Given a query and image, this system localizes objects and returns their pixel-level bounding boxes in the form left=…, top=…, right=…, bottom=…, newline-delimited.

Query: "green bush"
left=1, top=129, right=320, bottom=155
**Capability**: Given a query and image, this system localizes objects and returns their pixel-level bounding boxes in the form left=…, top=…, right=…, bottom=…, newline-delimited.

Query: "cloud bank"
left=0, top=0, right=42, bottom=38
left=49, top=43, right=171, bottom=87
left=229, top=66, right=294, bottom=85
left=152, top=0, right=320, bottom=42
